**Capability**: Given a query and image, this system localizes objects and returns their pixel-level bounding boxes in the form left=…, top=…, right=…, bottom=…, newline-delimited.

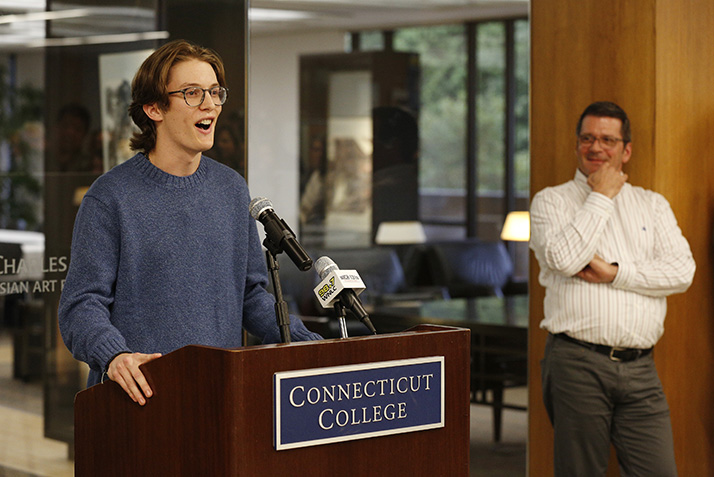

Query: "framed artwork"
left=98, top=49, right=153, bottom=171
left=299, top=52, right=420, bottom=249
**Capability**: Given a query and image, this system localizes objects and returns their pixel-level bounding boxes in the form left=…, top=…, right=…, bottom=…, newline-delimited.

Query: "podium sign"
left=274, top=356, right=444, bottom=450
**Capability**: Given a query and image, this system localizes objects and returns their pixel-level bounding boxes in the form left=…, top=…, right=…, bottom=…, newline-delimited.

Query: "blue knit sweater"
left=59, top=153, right=321, bottom=387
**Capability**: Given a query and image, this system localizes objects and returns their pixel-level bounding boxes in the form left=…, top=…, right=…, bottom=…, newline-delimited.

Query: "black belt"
left=554, top=333, right=653, bottom=362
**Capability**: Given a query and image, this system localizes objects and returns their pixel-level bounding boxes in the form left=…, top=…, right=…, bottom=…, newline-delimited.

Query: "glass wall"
left=476, top=22, right=506, bottom=199
left=0, top=0, right=248, bottom=449
left=394, top=25, right=467, bottom=240
left=392, top=19, right=528, bottom=241
left=352, top=19, right=530, bottom=277
left=514, top=20, right=530, bottom=201
left=0, top=3, right=528, bottom=460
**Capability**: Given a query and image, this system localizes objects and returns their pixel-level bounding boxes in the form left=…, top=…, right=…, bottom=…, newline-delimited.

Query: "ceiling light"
left=0, top=8, right=92, bottom=25
left=249, top=8, right=316, bottom=22
left=25, top=30, right=169, bottom=48
left=0, top=0, right=46, bottom=10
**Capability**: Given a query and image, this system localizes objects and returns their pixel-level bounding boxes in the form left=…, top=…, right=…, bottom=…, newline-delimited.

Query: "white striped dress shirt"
left=530, top=170, right=696, bottom=348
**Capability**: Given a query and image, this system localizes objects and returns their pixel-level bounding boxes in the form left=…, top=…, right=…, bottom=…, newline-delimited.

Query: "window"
left=394, top=25, right=467, bottom=239
left=352, top=18, right=530, bottom=242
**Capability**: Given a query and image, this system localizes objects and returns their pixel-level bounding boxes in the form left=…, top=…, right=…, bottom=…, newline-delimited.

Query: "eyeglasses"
left=168, top=86, right=228, bottom=107
left=578, top=134, right=625, bottom=150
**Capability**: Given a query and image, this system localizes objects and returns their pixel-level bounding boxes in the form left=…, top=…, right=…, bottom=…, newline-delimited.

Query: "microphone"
left=313, top=256, right=377, bottom=334
left=249, top=197, right=312, bottom=271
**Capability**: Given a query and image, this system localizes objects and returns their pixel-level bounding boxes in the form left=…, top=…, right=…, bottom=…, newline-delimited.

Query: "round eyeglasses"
left=168, top=86, right=229, bottom=107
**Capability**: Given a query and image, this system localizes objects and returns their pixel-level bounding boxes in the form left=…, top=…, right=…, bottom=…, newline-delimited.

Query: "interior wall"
left=247, top=30, right=344, bottom=231
left=5, top=52, right=44, bottom=89
left=651, top=1, right=714, bottom=472
left=529, top=1, right=714, bottom=475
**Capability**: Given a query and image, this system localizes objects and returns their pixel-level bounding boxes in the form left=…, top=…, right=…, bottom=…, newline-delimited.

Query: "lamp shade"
left=375, top=221, right=427, bottom=245
left=500, top=211, right=530, bottom=242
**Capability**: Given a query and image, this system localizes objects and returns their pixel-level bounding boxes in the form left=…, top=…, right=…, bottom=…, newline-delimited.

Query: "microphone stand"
left=263, top=241, right=291, bottom=344
left=333, top=301, right=349, bottom=339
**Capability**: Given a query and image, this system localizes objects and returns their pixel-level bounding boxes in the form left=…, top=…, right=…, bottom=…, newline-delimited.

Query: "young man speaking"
left=59, top=40, right=321, bottom=406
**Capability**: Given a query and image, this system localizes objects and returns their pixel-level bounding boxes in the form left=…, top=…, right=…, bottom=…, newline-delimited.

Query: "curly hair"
left=128, top=39, right=226, bottom=154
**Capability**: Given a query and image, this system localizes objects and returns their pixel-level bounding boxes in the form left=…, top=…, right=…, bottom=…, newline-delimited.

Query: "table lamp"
left=500, top=211, right=530, bottom=242
left=375, top=221, right=427, bottom=245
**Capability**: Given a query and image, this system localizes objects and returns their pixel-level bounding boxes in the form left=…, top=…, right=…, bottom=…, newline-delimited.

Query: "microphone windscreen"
left=315, top=256, right=338, bottom=279
left=249, top=197, right=272, bottom=219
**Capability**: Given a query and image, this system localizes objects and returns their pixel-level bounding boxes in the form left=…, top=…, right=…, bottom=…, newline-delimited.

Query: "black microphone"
left=314, top=256, right=377, bottom=334
left=249, top=197, right=312, bottom=271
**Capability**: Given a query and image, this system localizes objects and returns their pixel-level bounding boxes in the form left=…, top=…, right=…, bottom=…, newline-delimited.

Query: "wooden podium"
left=74, top=325, right=470, bottom=476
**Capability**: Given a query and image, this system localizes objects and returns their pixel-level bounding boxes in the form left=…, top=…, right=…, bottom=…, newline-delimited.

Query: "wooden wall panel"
left=650, top=1, right=714, bottom=473
left=529, top=0, right=714, bottom=474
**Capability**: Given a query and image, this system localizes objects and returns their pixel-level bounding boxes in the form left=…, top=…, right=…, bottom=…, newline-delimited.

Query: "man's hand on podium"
left=107, top=352, right=163, bottom=406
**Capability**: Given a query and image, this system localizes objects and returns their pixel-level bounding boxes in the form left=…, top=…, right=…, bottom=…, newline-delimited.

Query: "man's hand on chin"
left=586, top=163, right=628, bottom=199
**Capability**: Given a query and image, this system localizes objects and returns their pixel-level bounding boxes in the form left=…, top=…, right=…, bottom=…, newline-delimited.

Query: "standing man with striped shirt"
left=530, top=101, right=695, bottom=476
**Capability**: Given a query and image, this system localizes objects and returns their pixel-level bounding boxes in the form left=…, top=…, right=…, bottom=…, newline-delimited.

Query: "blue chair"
left=424, top=239, right=514, bottom=298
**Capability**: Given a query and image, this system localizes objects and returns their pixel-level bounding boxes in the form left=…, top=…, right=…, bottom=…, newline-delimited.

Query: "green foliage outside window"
left=0, top=66, right=44, bottom=230
left=393, top=20, right=529, bottom=197
left=476, top=22, right=506, bottom=194
left=357, top=30, right=384, bottom=51
left=394, top=25, right=467, bottom=191
left=514, top=20, right=530, bottom=196
left=358, top=19, right=529, bottom=234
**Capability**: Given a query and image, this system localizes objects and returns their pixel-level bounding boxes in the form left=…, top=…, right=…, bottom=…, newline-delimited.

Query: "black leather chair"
left=316, top=247, right=409, bottom=305
left=424, top=239, right=514, bottom=298
left=271, top=246, right=446, bottom=338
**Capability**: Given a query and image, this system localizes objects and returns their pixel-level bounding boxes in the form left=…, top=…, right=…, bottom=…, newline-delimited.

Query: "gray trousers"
left=541, top=334, right=677, bottom=477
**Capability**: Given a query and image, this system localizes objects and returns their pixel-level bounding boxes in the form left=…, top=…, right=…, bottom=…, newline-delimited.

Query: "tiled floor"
left=469, top=390, right=527, bottom=477
left=0, top=334, right=73, bottom=477
left=0, top=331, right=526, bottom=476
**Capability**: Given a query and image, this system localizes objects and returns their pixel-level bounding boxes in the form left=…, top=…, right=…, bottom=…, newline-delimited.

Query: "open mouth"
left=196, top=119, right=212, bottom=130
